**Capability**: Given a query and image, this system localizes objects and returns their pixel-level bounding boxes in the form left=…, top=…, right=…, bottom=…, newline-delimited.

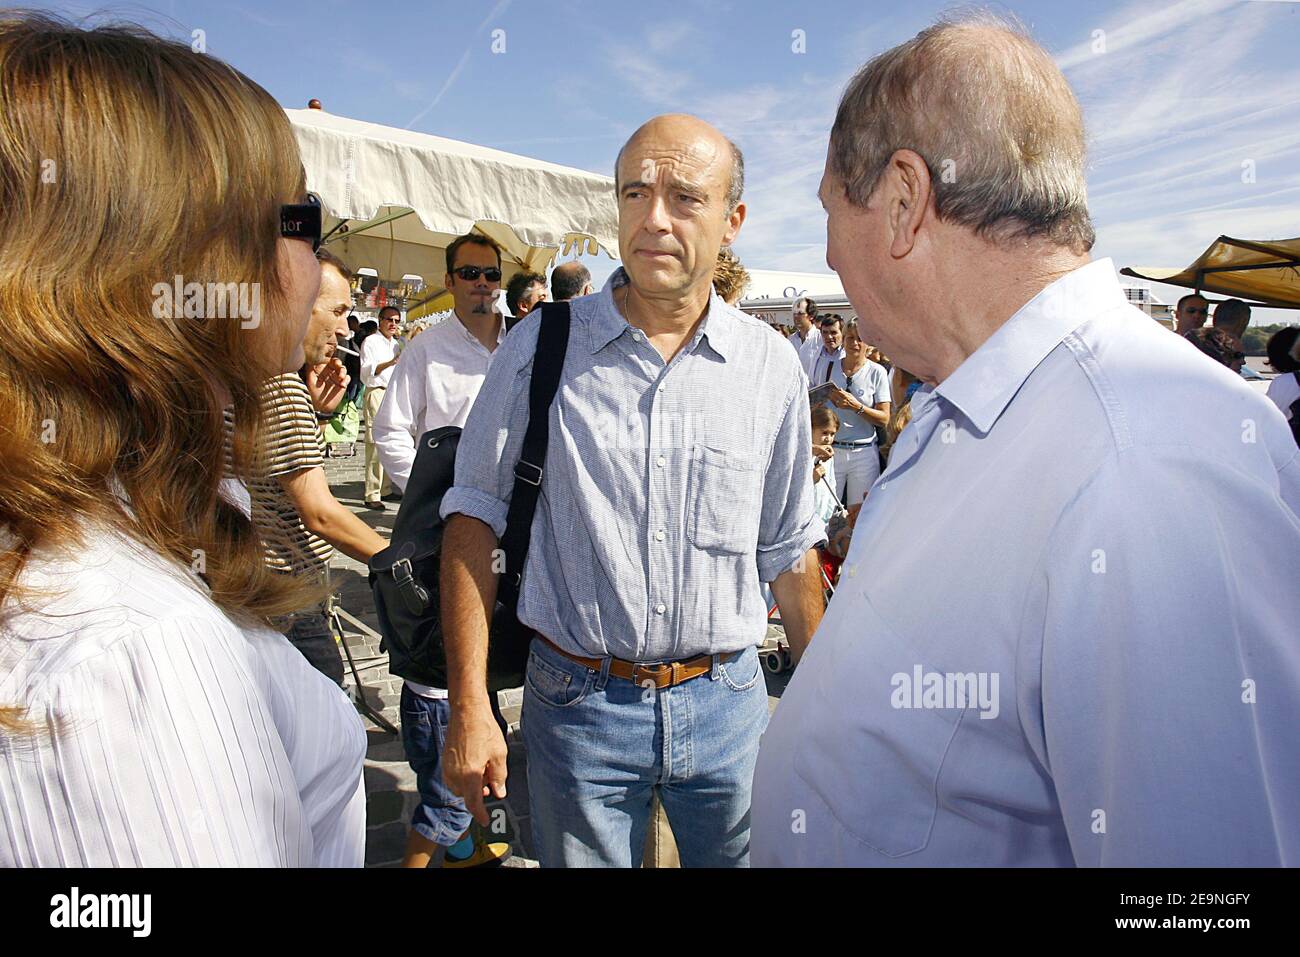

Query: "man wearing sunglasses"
left=372, top=233, right=505, bottom=493
left=369, top=231, right=514, bottom=868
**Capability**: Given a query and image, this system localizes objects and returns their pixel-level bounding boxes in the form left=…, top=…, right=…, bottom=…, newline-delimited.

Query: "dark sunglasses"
left=452, top=265, right=502, bottom=282
left=280, top=193, right=323, bottom=252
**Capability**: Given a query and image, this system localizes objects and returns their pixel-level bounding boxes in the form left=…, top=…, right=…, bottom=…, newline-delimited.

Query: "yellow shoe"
left=441, top=841, right=512, bottom=868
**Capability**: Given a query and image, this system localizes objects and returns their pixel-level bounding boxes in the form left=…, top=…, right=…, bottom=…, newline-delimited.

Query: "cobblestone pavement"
left=321, top=441, right=791, bottom=868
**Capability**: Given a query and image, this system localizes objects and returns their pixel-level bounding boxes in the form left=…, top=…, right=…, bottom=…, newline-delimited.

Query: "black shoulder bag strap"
left=497, top=300, right=571, bottom=611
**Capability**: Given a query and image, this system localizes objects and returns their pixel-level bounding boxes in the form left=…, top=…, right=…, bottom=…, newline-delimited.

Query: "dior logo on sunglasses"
left=280, top=193, right=323, bottom=252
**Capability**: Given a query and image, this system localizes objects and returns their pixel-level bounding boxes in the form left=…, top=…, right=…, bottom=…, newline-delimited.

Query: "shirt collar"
left=449, top=309, right=506, bottom=349
left=933, top=258, right=1124, bottom=435
left=592, top=267, right=737, bottom=361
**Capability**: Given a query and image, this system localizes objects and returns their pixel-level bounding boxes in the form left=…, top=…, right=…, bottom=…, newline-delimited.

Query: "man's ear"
left=885, top=149, right=931, bottom=259
left=444, top=273, right=454, bottom=292
left=721, top=201, right=746, bottom=247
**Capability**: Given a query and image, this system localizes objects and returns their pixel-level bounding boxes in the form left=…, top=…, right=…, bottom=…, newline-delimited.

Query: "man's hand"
left=305, top=357, right=349, bottom=415
left=443, top=699, right=508, bottom=826
left=440, top=514, right=508, bottom=826
left=829, top=387, right=856, bottom=409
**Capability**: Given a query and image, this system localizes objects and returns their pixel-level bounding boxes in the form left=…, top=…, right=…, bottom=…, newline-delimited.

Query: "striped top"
left=0, top=522, right=366, bottom=866
left=248, top=374, right=333, bottom=576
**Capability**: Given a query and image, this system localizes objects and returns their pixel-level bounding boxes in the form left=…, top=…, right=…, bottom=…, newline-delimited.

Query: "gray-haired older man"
left=440, top=114, right=825, bottom=867
left=754, top=14, right=1300, bottom=866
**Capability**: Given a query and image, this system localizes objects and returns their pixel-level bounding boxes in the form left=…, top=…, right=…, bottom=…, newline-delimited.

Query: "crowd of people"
left=1, top=9, right=1297, bottom=871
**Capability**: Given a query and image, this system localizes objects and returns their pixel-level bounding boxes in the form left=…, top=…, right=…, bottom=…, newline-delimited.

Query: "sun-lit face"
left=820, top=155, right=902, bottom=368
left=446, top=243, right=501, bottom=319
left=303, top=262, right=352, bottom=365
left=821, top=321, right=843, bottom=352
left=817, top=425, right=838, bottom=446
left=616, top=124, right=743, bottom=300
left=843, top=323, right=865, bottom=360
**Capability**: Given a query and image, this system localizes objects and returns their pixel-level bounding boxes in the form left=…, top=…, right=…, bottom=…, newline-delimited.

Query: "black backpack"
left=367, top=301, right=571, bottom=693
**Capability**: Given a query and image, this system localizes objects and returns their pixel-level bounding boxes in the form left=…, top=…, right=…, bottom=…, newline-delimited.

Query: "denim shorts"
left=399, top=684, right=473, bottom=845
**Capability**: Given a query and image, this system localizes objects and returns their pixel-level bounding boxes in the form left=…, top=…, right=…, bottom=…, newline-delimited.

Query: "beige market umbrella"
left=1121, top=236, right=1300, bottom=309
left=287, top=107, right=617, bottom=312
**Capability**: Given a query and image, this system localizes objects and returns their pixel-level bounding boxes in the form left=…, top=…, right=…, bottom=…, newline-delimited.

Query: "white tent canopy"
left=287, top=107, right=618, bottom=288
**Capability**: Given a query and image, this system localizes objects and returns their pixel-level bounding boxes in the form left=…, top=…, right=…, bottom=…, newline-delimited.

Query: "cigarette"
left=333, top=343, right=360, bottom=357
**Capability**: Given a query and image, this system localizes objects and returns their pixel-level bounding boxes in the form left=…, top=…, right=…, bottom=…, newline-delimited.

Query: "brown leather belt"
left=536, top=636, right=738, bottom=690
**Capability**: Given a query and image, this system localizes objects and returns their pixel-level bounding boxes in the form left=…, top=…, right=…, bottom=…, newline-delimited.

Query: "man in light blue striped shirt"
left=440, top=114, right=826, bottom=867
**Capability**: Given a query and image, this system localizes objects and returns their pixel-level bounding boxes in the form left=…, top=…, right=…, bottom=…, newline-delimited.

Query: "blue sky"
left=41, top=0, right=1300, bottom=324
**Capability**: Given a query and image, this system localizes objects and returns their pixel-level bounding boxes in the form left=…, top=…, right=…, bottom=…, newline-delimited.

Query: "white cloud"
left=1055, top=0, right=1236, bottom=70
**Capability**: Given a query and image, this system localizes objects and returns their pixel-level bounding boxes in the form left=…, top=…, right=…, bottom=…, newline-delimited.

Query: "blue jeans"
left=400, top=686, right=473, bottom=845
left=520, top=639, right=769, bottom=867
left=285, top=611, right=345, bottom=687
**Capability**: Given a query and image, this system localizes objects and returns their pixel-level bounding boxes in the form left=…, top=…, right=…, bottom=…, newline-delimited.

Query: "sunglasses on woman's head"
left=452, top=265, right=502, bottom=282
left=280, top=193, right=323, bottom=252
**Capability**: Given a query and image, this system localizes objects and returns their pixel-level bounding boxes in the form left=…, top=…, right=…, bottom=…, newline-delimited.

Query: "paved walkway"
left=321, top=442, right=791, bottom=868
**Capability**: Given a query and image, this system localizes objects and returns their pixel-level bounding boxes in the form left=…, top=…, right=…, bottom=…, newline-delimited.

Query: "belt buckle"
left=635, top=662, right=672, bottom=689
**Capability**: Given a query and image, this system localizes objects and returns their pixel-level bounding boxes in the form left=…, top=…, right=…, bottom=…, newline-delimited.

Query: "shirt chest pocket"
left=686, top=445, right=764, bottom=555
left=792, top=591, right=967, bottom=858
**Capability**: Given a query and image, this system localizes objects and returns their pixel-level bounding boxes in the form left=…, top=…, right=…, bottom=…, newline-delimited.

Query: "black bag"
left=1290, top=371, right=1300, bottom=449
left=367, top=302, right=571, bottom=694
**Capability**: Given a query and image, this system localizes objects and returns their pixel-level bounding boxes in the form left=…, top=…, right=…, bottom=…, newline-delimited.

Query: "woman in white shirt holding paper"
left=0, top=14, right=365, bottom=867
left=826, top=318, right=892, bottom=511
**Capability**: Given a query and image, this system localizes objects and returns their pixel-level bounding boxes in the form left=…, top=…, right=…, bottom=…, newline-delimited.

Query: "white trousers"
left=831, top=443, right=881, bottom=508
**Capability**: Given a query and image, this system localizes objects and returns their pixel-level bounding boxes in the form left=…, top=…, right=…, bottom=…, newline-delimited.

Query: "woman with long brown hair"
left=0, top=14, right=365, bottom=865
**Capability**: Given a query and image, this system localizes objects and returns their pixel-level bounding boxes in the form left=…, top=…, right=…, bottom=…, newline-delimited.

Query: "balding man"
left=753, top=13, right=1300, bottom=866
left=550, top=260, right=594, bottom=301
left=440, top=114, right=825, bottom=867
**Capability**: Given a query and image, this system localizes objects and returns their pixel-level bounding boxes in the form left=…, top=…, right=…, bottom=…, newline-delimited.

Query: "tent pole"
left=321, top=219, right=350, bottom=245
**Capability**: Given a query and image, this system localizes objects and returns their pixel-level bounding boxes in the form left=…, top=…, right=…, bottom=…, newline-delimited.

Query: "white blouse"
left=0, top=523, right=366, bottom=866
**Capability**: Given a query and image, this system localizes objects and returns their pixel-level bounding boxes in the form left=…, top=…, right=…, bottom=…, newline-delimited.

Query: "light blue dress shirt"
left=752, top=259, right=1300, bottom=866
left=442, top=269, right=824, bottom=661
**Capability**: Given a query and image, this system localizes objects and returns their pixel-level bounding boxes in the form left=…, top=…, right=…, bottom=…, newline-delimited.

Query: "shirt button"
left=655, top=603, right=666, bottom=615
left=632, top=331, right=644, bottom=342
left=658, top=384, right=665, bottom=392
left=655, top=529, right=665, bottom=542
left=656, top=455, right=666, bottom=467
